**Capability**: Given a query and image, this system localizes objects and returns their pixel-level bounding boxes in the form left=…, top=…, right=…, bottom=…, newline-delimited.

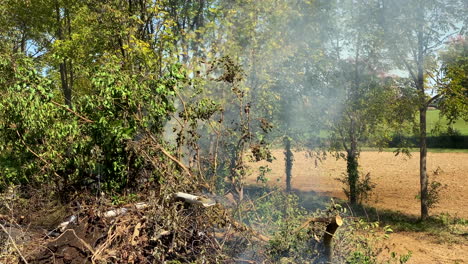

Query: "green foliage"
left=0, top=0, right=199, bottom=197
left=337, top=172, right=377, bottom=205
left=0, top=0, right=466, bottom=261
left=380, top=0, right=466, bottom=219
left=338, top=219, right=412, bottom=264
left=195, top=56, right=274, bottom=199
left=347, top=250, right=412, bottom=264
left=243, top=190, right=307, bottom=230
left=439, top=37, right=468, bottom=123
left=415, top=172, right=447, bottom=210
left=0, top=54, right=185, bottom=194
left=256, top=166, right=271, bottom=184
left=111, top=193, right=138, bottom=206
left=0, top=55, right=59, bottom=187
left=239, top=189, right=313, bottom=262
left=347, top=251, right=374, bottom=264
left=239, top=191, right=414, bottom=263
left=327, top=64, right=403, bottom=204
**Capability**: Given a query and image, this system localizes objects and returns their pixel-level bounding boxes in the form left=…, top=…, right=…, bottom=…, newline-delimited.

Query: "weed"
left=336, top=218, right=412, bottom=264
left=111, top=193, right=139, bottom=205
left=256, top=165, right=271, bottom=184
left=337, top=172, right=376, bottom=204
left=415, top=168, right=447, bottom=210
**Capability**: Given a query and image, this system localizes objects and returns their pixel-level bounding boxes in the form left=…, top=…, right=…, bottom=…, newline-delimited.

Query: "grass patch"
left=361, top=147, right=468, bottom=153
left=347, top=204, right=468, bottom=243
left=427, top=109, right=468, bottom=136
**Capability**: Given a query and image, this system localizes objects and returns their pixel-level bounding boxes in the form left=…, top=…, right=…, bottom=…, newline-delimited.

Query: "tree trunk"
left=419, top=106, right=429, bottom=220
left=323, top=216, right=343, bottom=263
left=346, top=149, right=358, bottom=205
left=229, top=143, right=244, bottom=202
left=347, top=116, right=359, bottom=205
left=55, top=4, right=73, bottom=107
left=59, top=60, right=72, bottom=107
left=416, top=7, right=429, bottom=220
left=284, top=136, right=293, bottom=193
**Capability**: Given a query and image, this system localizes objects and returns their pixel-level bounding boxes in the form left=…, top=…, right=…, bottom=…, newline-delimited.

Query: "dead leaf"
left=131, top=222, right=142, bottom=246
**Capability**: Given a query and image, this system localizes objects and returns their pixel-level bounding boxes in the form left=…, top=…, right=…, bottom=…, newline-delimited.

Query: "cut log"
left=323, top=216, right=343, bottom=263
left=293, top=215, right=343, bottom=263
left=174, top=192, right=216, bottom=207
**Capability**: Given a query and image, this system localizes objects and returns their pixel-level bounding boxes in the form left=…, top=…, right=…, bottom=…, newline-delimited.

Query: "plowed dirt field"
left=247, top=150, right=468, bottom=264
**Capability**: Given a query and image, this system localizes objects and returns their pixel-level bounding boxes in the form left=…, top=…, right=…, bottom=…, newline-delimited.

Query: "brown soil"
left=382, top=232, right=467, bottom=264
left=247, top=150, right=468, bottom=264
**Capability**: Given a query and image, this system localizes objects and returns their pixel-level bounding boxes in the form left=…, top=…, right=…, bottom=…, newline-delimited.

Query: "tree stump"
left=294, top=215, right=343, bottom=263
left=323, top=215, right=343, bottom=263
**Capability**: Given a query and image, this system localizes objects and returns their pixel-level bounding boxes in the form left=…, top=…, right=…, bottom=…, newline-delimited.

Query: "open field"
left=427, top=109, right=468, bottom=136
left=361, top=147, right=468, bottom=153
left=247, top=150, right=468, bottom=264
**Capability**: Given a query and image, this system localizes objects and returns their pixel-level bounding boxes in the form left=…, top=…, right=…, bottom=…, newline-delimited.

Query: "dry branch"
left=146, top=133, right=193, bottom=177
left=233, top=258, right=257, bottom=264
left=293, top=215, right=343, bottom=233
left=231, top=220, right=270, bottom=243
left=0, top=223, right=29, bottom=264
left=50, top=100, right=94, bottom=123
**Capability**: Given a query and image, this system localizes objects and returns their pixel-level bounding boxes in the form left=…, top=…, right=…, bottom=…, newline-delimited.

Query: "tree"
left=297, top=0, right=396, bottom=205
left=381, top=0, right=466, bottom=219
left=439, top=36, right=468, bottom=122
left=329, top=62, right=400, bottom=204
left=0, top=0, right=190, bottom=194
left=265, top=0, right=330, bottom=192
left=180, top=0, right=297, bottom=198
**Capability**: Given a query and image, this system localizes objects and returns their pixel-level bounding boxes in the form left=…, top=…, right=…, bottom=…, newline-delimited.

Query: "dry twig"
left=0, top=222, right=29, bottom=264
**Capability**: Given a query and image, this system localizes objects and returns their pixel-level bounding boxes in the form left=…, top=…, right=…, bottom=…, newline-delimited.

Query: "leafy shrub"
left=337, top=172, right=376, bottom=204
left=237, top=189, right=411, bottom=263
left=0, top=54, right=185, bottom=195
left=415, top=169, right=447, bottom=210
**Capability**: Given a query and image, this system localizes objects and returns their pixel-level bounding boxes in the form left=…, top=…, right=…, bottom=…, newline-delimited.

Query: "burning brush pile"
left=0, top=187, right=252, bottom=263
left=26, top=194, right=233, bottom=263
left=0, top=182, right=357, bottom=263
left=0, top=136, right=373, bottom=264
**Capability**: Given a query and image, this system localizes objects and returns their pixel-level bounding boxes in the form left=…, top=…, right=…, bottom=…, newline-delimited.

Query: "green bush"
left=0, top=55, right=185, bottom=195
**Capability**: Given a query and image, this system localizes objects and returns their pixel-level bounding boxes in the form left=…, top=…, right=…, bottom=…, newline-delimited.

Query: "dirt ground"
left=247, top=150, right=468, bottom=264
left=382, top=232, right=467, bottom=264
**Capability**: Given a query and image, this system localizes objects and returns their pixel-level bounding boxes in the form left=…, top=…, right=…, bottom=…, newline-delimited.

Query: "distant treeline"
left=303, top=135, right=468, bottom=150
left=389, top=135, right=468, bottom=149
